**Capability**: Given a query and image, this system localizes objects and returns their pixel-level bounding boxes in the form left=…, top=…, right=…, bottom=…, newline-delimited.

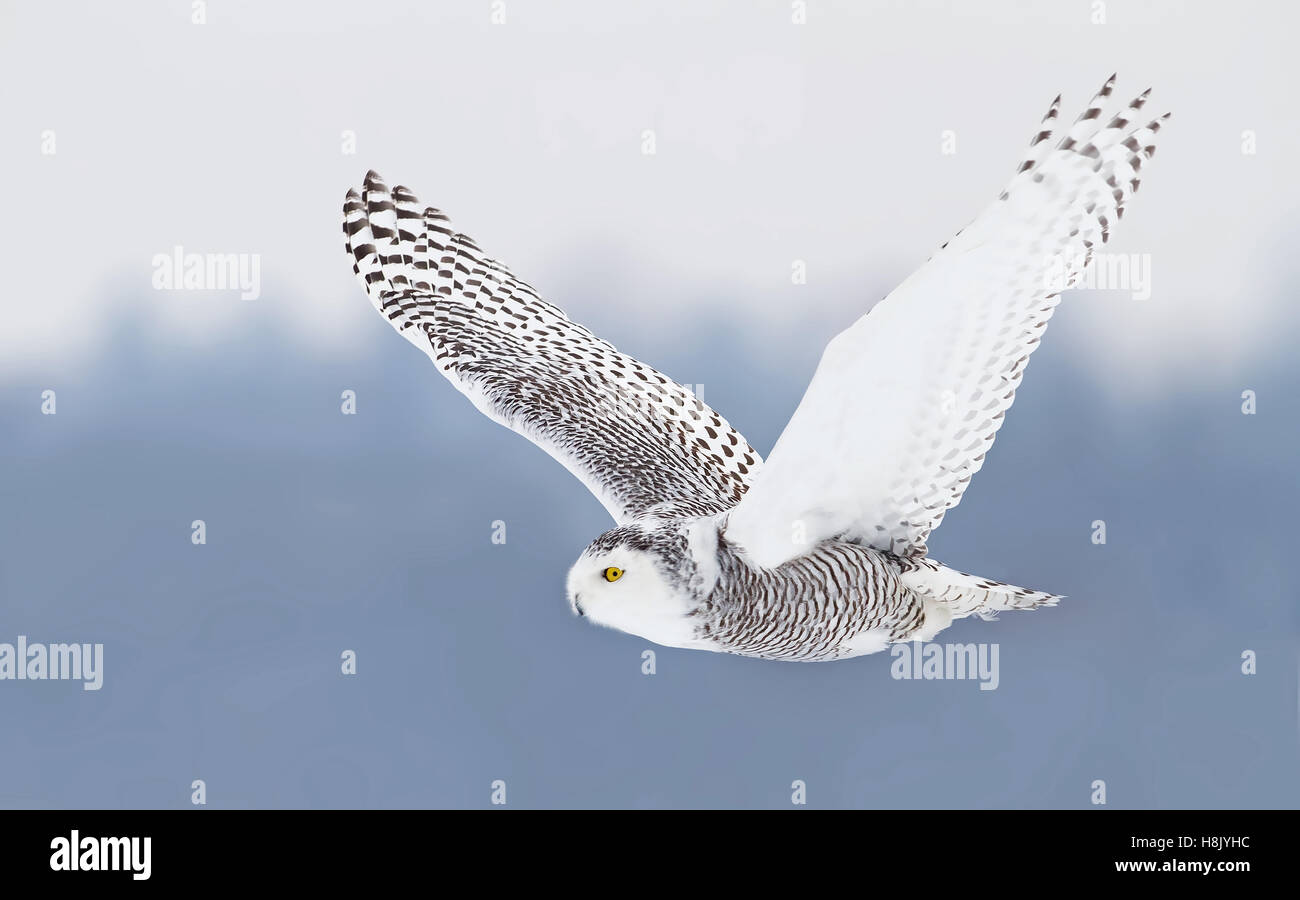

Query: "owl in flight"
left=344, top=75, right=1168, bottom=661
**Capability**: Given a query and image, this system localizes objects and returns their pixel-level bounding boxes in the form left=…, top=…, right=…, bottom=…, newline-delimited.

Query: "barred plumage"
left=344, top=171, right=759, bottom=523
left=343, top=76, right=1170, bottom=661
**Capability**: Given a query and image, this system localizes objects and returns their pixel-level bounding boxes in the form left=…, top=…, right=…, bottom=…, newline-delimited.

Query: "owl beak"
left=572, top=594, right=586, bottom=617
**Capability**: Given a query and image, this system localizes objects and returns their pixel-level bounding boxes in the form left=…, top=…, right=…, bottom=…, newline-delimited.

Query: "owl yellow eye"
left=603, top=567, right=624, bottom=583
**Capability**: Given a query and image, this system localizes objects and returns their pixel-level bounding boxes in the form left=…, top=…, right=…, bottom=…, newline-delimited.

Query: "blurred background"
left=0, top=0, right=1295, bottom=808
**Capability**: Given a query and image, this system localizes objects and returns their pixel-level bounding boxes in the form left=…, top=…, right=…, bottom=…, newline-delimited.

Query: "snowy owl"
left=343, top=75, right=1168, bottom=661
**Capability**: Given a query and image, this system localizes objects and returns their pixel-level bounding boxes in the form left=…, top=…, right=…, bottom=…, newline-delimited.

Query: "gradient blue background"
left=2, top=302, right=1295, bottom=808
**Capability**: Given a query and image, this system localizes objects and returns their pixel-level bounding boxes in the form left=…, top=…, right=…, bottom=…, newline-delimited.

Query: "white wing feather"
left=725, top=77, right=1169, bottom=567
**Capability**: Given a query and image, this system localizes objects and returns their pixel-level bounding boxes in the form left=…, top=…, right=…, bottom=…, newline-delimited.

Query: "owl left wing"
left=725, top=77, right=1170, bottom=568
left=344, top=171, right=761, bottom=523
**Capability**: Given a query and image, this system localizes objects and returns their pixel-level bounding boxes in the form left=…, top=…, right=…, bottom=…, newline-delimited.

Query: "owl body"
left=567, top=518, right=981, bottom=662
left=696, top=537, right=925, bottom=661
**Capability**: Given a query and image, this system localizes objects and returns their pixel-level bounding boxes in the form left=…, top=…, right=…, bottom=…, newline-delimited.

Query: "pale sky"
left=1, top=0, right=1296, bottom=397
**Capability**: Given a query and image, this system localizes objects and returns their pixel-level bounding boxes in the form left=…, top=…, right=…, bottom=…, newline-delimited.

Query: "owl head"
left=566, top=519, right=718, bottom=649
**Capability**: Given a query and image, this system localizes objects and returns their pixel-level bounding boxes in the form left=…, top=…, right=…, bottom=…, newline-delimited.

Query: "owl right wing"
left=724, top=76, right=1170, bottom=568
left=343, top=171, right=761, bottom=523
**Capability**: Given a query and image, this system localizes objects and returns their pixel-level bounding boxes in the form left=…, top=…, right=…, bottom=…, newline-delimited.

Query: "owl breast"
left=691, top=541, right=925, bottom=661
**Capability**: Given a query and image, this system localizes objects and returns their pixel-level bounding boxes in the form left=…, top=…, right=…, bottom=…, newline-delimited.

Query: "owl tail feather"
left=899, top=559, right=1064, bottom=623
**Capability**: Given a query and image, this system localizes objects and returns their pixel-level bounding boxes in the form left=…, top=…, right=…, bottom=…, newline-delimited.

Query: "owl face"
left=566, top=528, right=704, bottom=650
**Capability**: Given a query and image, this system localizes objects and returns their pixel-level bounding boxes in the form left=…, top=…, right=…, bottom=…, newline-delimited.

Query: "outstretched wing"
left=343, top=171, right=760, bottom=522
left=725, top=76, right=1170, bottom=567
